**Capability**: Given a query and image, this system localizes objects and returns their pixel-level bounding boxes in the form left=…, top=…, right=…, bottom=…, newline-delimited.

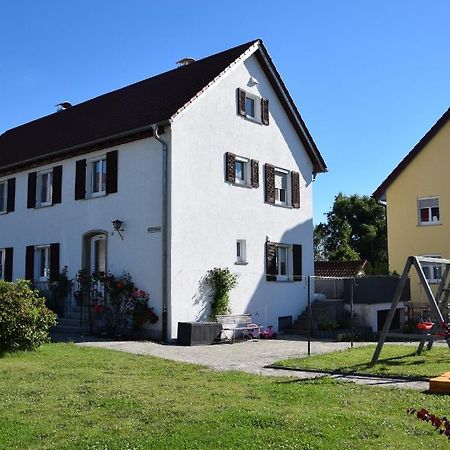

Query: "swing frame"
left=371, top=256, right=450, bottom=365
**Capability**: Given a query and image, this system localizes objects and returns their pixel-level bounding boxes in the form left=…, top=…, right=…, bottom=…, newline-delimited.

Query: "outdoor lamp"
left=112, top=219, right=124, bottom=240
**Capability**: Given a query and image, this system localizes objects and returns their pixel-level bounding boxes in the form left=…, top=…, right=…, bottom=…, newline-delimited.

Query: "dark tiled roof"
left=314, top=260, right=371, bottom=278
left=0, top=39, right=326, bottom=175
left=373, top=108, right=450, bottom=200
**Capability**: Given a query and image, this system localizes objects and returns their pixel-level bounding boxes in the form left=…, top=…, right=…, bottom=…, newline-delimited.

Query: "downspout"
left=153, top=125, right=169, bottom=342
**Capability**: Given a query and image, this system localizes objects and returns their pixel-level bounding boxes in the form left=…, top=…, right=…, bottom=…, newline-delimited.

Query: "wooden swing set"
left=372, top=256, right=450, bottom=364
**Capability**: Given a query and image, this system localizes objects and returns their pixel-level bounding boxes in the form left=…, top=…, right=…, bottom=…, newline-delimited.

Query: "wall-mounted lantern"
left=112, top=219, right=124, bottom=240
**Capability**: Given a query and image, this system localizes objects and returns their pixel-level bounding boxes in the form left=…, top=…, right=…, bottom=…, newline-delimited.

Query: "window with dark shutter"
left=266, top=241, right=277, bottom=281
left=4, top=247, right=13, bottom=281
left=25, top=245, right=35, bottom=280
left=292, top=244, right=302, bottom=281
left=27, top=172, right=37, bottom=209
left=264, top=164, right=275, bottom=204
left=237, top=88, right=246, bottom=116
left=251, top=160, right=259, bottom=188
left=225, top=152, right=236, bottom=183
left=7, top=178, right=15, bottom=213
left=261, top=98, right=269, bottom=125
left=291, top=171, right=300, bottom=208
left=106, top=150, right=118, bottom=195
left=75, top=159, right=86, bottom=200
left=52, top=165, right=63, bottom=204
left=49, top=243, right=60, bottom=282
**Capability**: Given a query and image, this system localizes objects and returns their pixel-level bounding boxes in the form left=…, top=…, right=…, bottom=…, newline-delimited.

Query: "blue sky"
left=1, top=1, right=449, bottom=223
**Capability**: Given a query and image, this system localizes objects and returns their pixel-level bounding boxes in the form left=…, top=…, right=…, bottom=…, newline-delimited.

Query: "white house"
left=0, top=39, right=327, bottom=341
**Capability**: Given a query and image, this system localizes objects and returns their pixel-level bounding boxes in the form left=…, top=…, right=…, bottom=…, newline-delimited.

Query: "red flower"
left=94, top=304, right=104, bottom=314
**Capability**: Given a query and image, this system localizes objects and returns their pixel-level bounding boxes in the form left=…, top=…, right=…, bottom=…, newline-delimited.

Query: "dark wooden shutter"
left=49, top=243, right=60, bottom=282
left=264, top=164, right=275, bottom=204
left=106, top=150, right=118, bottom=194
left=7, top=178, right=15, bottom=213
left=251, top=160, right=259, bottom=188
left=261, top=98, right=269, bottom=125
left=52, top=165, right=63, bottom=204
left=25, top=245, right=35, bottom=281
left=225, top=152, right=236, bottom=182
left=27, top=172, right=37, bottom=209
left=292, top=244, right=302, bottom=281
left=4, top=248, right=13, bottom=281
left=237, top=88, right=246, bottom=116
left=75, top=159, right=86, bottom=200
left=291, top=171, right=300, bottom=208
left=266, top=241, right=277, bottom=281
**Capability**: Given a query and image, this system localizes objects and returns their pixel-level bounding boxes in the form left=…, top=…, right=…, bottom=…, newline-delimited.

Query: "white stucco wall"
left=0, top=136, right=166, bottom=332
left=351, top=302, right=405, bottom=332
left=169, top=52, right=315, bottom=338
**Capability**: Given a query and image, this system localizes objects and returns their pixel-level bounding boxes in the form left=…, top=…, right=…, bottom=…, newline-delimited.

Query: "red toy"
left=260, top=325, right=277, bottom=339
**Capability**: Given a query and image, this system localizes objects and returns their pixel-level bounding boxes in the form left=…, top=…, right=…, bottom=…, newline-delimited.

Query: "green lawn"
left=0, top=344, right=449, bottom=449
left=276, top=344, right=450, bottom=379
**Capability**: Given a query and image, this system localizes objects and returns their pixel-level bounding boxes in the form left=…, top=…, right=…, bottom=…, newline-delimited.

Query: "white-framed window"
left=274, top=168, right=290, bottom=205
left=35, top=245, right=50, bottom=282
left=421, top=255, right=443, bottom=284
left=236, top=239, right=247, bottom=264
left=37, top=170, right=53, bottom=207
left=418, top=197, right=440, bottom=225
left=276, top=245, right=289, bottom=278
left=244, top=92, right=259, bottom=121
left=0, top=181, right=7, bottom=214
left=89, top=156, right=107, bottom=197
left=0, top=248, right=5, bottom=280
left=235, top=156, right=251, bottom=186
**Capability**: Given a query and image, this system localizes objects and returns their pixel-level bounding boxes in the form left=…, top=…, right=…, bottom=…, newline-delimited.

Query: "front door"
left=90, top=234, right=106, bottom=275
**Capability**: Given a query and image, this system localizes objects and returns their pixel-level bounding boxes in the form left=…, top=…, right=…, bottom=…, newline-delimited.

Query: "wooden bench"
left=216, top=314, right=260, bottom=343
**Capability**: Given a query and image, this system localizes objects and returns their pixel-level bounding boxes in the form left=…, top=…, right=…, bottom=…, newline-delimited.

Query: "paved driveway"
left=78, top=336, right=429, bottom=390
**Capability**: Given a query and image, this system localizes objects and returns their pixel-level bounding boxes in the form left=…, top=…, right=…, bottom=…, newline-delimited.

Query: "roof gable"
left=0, top=39, right=326, bottom=175
left=373, top=108, right=450, bottom=200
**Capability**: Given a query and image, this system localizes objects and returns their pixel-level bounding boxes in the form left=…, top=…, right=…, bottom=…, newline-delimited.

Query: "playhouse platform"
left=429, top=372, right=450, bottom=394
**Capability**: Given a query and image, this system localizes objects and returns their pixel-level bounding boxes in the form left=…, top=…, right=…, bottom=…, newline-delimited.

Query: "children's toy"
left=260, top=325, right=277, bottom=339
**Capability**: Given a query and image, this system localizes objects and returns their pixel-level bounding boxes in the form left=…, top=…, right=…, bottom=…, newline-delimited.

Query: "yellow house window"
left=418, top=197, right=440, bottom=225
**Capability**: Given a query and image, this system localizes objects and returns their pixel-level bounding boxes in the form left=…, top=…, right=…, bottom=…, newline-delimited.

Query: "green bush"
left=204, top=267, right=238, bottom=319
left=0, top=280, right=57, bottom=352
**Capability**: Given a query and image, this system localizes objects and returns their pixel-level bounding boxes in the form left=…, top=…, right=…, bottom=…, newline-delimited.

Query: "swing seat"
left=416, top=321, right=434, bottom=331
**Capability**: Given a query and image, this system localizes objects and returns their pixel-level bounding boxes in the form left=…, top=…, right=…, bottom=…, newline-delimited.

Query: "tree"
left=314, top=193, right=388, bottom=273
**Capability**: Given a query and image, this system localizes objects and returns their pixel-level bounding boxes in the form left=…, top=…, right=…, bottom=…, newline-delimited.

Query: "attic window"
left=418, top=197, right=440, bottom=225
left=237, top=88, right=269, bottom=125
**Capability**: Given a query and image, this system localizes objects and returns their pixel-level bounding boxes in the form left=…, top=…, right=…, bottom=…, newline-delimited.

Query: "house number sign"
left=148, top=226, right=162, bottom=233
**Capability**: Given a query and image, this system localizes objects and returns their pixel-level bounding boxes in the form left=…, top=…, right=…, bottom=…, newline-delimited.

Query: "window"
left=37, top=170, right=53, bottom=207
left=274, top=169, right=289, bottom=205
left=266, top=242, right=302, bottom=282
left=421, top=255, right=443, bottom=284
left=225, top=153, right=259, bottom=188
left=418, top=197, right=440, bottom=225
left=235, top=157, right=250, bottom=185
left=245, top=96, right=255, bottom=118
left=0, top=181, right=6, bottom=213
left=237, top=88, right=269, bottom=125
left=90, top=157, right=107, bottom=196
left=236, top=239, right=247, bottom=264
left=0, top=249, right=4, bottom=280
left=35, top=245, right=50, bottom=281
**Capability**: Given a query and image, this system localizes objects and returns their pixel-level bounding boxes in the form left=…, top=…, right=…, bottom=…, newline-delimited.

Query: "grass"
left=275, top=344, right=450, bottom=379
left=0, top=343, right=449, bottom=449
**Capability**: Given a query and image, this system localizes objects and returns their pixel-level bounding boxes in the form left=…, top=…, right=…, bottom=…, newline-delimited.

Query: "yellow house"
left=373, top=108, right=450, bottom=314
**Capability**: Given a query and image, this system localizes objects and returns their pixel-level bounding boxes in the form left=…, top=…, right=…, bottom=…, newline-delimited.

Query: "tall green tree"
left=314, top=193, right=388, bottom=273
